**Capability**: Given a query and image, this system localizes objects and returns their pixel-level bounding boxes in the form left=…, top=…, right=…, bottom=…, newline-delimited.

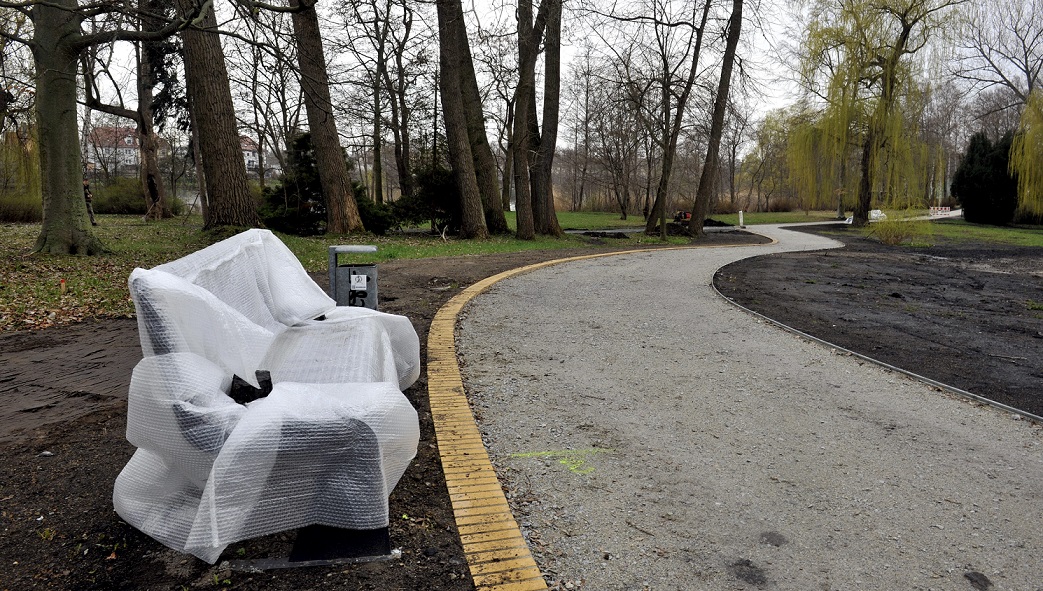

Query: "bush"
left=765, top=197, right=797, bottom=212
left=258, top=133, right=326, bottom=236
left=92, top=177, right=147, bottom=214
left=356, top=189, right=397, bottom=235
left=393, top=165, right=461, bottom=233
left=0, top=192, right=42, bottom=222
left=951, top=131, right=1019, bottom=226
left=868, top=211, right=934, bottom=246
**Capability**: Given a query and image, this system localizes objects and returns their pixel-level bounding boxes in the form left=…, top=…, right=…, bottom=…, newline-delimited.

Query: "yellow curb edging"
left=427, top=240, right=774, bottom=591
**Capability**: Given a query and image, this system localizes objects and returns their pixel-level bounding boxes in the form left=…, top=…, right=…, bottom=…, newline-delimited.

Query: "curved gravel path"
left=456, top=225, right=1043, bottom=591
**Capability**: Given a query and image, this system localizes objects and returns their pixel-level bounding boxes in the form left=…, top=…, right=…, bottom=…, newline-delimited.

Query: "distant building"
left=84, top=126, right=280, bottom=179
left=84, top=126, right=140, bottom=174
left=241, top=135, right=283, bottom=179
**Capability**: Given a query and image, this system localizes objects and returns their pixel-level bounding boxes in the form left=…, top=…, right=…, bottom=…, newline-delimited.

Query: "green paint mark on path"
left=509, top=448, right=612, bottom=475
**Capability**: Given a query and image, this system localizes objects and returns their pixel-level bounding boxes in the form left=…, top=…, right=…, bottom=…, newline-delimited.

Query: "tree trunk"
left=372, top=84, right=384, bottom=204
left=854, top=127, right=875, bottom=226
left=177, top=0, right=258, bottom=229
left=291, top=0, right=364, bottom=233
left=452, top=0, right=508, bottom=233
left=690, top=0, right=743, bottom=236
left=501, top=136, right=514, bottom=211
left=31, top=0, right=106, bottom=255
left=511, top=0, right=541, bottom=240
left=532, top=0, right=563, bottom=237
left=644, top=0, right=713, bottom=236
left=387, top=62, right=414, bottom=200
left=436, top=0, right=488, bottom=238
left=137, top=41, right=169, bottom=220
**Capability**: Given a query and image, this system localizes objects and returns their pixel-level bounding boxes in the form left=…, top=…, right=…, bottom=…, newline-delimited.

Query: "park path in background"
left=457, top=225, right=1043, bottom=590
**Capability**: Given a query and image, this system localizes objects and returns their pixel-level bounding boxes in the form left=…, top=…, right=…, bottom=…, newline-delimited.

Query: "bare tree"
left=690, top=0, right=743, bottom=235
left=953, top=0, right=1042, bottom=110
left=0, top=0, right=209, bottom=253
left=175, top=0, right=259, bottom=229
left=80, top=1, right=173, bottom=221
left=436, top=0, right=488, bottom=237
left=289, top=0, right=364, bottom=233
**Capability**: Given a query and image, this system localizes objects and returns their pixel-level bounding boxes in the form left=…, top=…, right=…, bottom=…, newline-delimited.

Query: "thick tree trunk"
left=452, top=0, right=508, bottom=234
left=31, top=1, right=106, bottom=255
left=436, top=0, right=488, bottom=238
left=177, top=0, right=258, bottom=229
left=511, top=0, right=541, bottom=240
left=291, top=0, right=364, bottom=233
left=531, top=0, right=563, bottom=237
left=854, top=127, right=875, bottom=226
left=690, top=0, right=743, bottom=236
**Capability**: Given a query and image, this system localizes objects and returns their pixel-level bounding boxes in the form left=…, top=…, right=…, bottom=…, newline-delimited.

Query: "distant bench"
left=113, top=229, right=421, bottom=564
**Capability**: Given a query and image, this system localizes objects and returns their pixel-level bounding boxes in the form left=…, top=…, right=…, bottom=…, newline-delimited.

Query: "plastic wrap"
left=114, top=229, right=421, bottom=563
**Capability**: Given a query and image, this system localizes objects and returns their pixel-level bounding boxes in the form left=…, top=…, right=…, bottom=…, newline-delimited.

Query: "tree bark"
left=291, top=0, right=364, bottom=233
left=176, top=0, right=258, bottom=229
left=436, top=0, right=488, bottom=238
left=690, top=0, right=743, bottom=236
left=452, top=0, right=508, bottom=233
left=137, top=34, right=169, bottom=220
left=30, top=0, right=106, bottom=254
left=644, top=0, right=713, bottom=236
left=511, top=0, right=546, bottom=240
left=531, top=0, right=563, bottom=237
left=383, top=21, right=414, bottom=201
left=372, top=82, right=384, bottom=203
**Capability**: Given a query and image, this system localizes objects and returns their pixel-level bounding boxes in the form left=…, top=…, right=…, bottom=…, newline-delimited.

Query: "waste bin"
left=328, top=245, right=379, bottom=310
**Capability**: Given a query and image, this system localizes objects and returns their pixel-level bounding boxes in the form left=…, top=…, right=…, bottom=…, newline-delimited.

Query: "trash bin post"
left=328, top=245, right=379, bottom=310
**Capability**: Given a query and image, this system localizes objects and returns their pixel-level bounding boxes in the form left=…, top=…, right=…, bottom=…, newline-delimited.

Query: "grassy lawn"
left=0, top=214, right=685, bottom=332
left=710, top=210, right=843, bottom=225
left=504, top=210, right=647, bottom=231
left=930, top=219, right=1043, bottom=247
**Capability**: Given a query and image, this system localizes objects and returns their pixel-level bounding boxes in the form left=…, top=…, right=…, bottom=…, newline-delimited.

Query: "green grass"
left=503, top=210, right=648, bottom=231
left=710, top=210, right=841, bottom=226
left=0, top=214, right=682, bottom=332
left=929, top=219, right=1043, bottom=247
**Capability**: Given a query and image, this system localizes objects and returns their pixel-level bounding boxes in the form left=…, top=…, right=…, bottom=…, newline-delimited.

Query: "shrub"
left=0, top=192, right=42, bottom=222
left=951, top=131, right=1019, bottom=225
left=393, top=165, right=461, bottom=233
left=92, top=177, right=147, bottom=214
left=766, top=197, right=797, bottom=212
left=258, top=133, right=326, bottom=236
left=356, top=189, right=397, bottom=235
left=868, top=211, right=934, bottom=246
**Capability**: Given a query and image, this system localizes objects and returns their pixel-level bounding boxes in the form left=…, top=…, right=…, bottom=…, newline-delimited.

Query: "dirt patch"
left=714, top=222, right=1043, bottom=417
left=0, top=232, right=764, bottom=591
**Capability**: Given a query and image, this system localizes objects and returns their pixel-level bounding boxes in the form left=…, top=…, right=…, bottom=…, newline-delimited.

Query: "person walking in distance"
left=83, top=179, right=98, bottom=226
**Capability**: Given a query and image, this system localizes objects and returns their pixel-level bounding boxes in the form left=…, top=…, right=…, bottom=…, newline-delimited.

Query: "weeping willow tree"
left=792, top=0, right=960, bottom=225
left=0, top=129, right=41, bottom=221
left=1010, top=91, right=1043, bottom=217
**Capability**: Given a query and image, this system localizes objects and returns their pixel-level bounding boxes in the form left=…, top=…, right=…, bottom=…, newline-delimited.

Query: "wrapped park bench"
left=113, top=229, right=421, bottom=564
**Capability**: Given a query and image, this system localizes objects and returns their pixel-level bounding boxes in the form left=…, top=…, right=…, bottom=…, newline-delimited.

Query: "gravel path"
left=456, top=226, right=1043, bottom=591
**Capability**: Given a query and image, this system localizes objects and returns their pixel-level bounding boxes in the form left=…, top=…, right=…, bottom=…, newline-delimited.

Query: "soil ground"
left=0, top=231, right=760, bottom=591
left=1, top=222, right=1040, bottom=590
left=714, top=222, right=1043, bottom=418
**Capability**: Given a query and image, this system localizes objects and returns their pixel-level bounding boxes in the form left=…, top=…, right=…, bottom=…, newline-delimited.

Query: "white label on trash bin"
left=350, top=274, right=367, bottom=291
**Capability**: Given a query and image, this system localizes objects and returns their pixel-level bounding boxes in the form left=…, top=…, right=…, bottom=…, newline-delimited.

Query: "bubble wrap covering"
left=113, top=229, right=421, bottom=563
